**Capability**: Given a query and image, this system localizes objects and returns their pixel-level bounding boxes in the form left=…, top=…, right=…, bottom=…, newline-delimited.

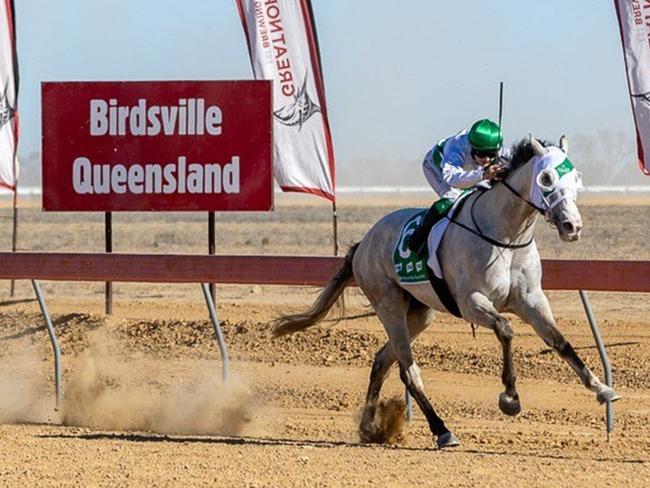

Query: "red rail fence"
left=1, top=252, right=650, bottom=292
left=2, top=251, right=646, bottom=434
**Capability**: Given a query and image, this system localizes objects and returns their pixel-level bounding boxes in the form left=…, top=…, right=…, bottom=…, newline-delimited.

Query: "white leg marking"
left=407, top=363, right=424, bottom=392
left=584, top=368, right=604, bottom=392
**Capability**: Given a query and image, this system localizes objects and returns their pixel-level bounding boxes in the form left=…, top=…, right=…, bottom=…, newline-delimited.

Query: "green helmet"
left=468, top=119, right=503, bottom=151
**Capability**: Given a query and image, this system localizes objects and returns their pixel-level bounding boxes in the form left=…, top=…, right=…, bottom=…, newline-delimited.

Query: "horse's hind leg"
left=462, top=292, right=521, bottom=416
left=359, top=341, right=395, bottom=443
left=513, top=290, right=620, bottom=404
left=359, top=300, right=432, bottom=443
left=365, top=283, right=458, bottom=448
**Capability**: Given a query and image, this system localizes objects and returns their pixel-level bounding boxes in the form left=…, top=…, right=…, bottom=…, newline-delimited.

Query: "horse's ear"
left=559, top=135, right=569, bottom=154
left=529, top=134, right=547, bottom=156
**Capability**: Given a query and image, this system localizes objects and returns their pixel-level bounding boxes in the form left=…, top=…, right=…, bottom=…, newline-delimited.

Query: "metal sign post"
left=209, top=211, right=216, bottom=304
left=105, top=212, right=113, bottom=315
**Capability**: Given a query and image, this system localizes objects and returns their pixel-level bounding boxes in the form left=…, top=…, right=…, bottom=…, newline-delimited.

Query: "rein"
left=447, top=174, right=541, bottom=250
left=501, top=180, right=546, bottom=214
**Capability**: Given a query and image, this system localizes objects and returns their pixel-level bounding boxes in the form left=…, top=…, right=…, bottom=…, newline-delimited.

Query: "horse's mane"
left=506, top=138, right=553, bottom=174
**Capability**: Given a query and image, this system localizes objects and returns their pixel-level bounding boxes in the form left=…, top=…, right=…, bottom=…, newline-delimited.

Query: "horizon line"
left=4, top=184, right=650, bottom=197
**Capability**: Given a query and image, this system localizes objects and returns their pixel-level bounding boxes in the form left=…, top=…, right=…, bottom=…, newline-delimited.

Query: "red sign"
left=42, top=81, right=273, bottom=211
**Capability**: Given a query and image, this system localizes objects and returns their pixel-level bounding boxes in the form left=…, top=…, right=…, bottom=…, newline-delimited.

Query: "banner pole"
left=332, top=200, right=339, bottom=256
left=208, top=211, right=216, bottom=303
left=9, top=190, right=18, bottom=296
left=6, top=0, right=19, bottom=297
left=498, top=81, right=504, bottom=129
left=105, top=211, right=113, bottom=315
left=332, top=198, right=345, bottom=313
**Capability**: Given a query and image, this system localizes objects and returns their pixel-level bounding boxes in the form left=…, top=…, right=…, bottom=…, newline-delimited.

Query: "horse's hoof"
left=436, top=431, right=460, bottom=449
left=499, top=392, right=521, bottom=416
left=597, top=386, right=622, bottom=405
left=359, top=425, right=380, bottom=444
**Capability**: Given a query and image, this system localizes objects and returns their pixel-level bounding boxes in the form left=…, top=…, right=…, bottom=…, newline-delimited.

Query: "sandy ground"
left=0, top=194, right=649, bottom=487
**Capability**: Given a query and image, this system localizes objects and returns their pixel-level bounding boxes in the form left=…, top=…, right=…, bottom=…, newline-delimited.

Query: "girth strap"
left=421, top=195, right=469, bottom=319
left=424, top=260, right=462, bottom=318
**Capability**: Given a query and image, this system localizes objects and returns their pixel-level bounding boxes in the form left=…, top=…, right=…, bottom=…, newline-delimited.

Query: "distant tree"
left=571, top=131, right=641, bottom=186
left=17, top=150, right=41, bottom=187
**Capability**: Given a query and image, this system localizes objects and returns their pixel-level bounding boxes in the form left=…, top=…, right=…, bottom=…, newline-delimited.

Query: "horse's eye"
left=536, top=169, right=557, bottom=191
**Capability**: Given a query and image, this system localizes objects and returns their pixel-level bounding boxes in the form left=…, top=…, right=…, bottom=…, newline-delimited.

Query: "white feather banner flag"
left=614, top=0, right=650, bottom=175
left=237, top=0, right=336, bottom=201
left=0, top=0, right=18, bottom=192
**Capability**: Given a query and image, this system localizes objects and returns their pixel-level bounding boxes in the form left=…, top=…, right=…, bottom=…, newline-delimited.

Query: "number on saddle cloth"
left=394, top=211, right=430, bottom=284
left=394, top=198, right=453, bottom=282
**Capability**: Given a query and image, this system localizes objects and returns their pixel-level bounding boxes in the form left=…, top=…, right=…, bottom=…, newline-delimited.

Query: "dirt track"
left=1, top=196, right=649, bottom=486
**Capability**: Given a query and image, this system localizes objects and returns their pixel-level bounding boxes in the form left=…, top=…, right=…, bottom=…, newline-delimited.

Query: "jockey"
left=406, top=118, right=508, bottom=257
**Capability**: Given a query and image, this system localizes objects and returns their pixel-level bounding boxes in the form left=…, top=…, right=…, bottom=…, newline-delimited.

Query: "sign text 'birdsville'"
left=88, top=98, right=224, bottom=136
left=42, top=81, right=273, bottom=211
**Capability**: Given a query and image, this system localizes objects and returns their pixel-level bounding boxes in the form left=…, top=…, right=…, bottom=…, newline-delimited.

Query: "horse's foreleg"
left=463, top=292, right=521, bottom=416
left=513, top=290, right=621, bottom=404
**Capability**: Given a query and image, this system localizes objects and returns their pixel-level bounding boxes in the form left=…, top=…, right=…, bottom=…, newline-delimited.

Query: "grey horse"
left=273, top=136, right=621, bottom=449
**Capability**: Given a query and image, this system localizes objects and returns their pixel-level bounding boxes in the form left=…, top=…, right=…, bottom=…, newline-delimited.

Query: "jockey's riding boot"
left=406, top=202, right=440, bottom=259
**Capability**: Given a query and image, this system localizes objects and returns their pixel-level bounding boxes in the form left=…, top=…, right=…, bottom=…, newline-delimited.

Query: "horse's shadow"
left=36, top=431, right=647, bottom=464
left=38, top=431, right=421, bottom=452
left=0, top=312, right=85, bottom=341
left=0, top=298, right=36, bottom=308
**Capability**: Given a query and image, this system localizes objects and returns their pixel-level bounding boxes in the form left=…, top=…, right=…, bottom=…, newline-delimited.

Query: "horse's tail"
left=272, top=242, right=359, bottom=338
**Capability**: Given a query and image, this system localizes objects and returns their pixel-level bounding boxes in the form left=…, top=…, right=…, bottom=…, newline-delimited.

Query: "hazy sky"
left=12, top=0, right=643, bottom=183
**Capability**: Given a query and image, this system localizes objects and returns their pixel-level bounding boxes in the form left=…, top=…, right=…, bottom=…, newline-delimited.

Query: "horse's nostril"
left=561, top=221, right=575, bottom=233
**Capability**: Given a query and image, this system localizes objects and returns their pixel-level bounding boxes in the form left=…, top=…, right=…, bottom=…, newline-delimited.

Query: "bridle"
left=446, top=179, right=538, bottom=249
left=446, top=161, right=552, bottom=249
left=501, top=179, right=546, bottom=215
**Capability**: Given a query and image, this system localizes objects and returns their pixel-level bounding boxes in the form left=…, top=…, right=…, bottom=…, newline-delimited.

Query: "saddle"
left=393, top=195, right=473, bottom=318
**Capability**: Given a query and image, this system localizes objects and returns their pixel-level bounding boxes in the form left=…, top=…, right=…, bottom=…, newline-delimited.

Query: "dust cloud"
left=0, top=344, right=58, bottom=424
left=358, top=397, right=407, bottom=445
left=61, top=332, right=255, bottom=436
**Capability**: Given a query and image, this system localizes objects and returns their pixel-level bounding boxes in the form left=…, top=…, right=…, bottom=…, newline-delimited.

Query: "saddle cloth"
left=393, top=193, right=470, bottom=283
